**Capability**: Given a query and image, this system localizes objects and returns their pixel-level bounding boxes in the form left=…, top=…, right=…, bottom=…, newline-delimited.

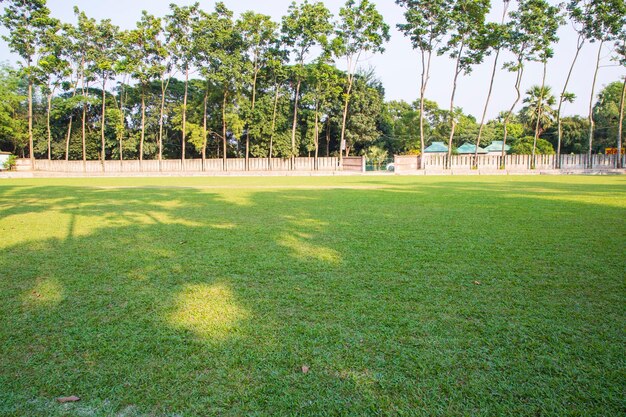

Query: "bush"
left=511, top=136, right=555, bottom=155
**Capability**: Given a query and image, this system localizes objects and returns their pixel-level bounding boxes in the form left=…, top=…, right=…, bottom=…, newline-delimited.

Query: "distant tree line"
left=0, top=0, right=624, bottom=168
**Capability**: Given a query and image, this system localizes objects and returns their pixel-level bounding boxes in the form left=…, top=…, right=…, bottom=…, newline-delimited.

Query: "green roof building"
left=456, top=143, right=487, bottom=154
left=424, top=141, right=448, bottom=153
left=484, top=141, right=511, bottom=154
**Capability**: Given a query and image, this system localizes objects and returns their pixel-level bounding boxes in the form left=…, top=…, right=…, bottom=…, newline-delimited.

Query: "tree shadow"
left=0, top=179, right=624, bottom=416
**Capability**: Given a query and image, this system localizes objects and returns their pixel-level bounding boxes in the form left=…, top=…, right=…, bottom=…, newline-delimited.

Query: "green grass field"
left=0, top=175, right=624, bottom=416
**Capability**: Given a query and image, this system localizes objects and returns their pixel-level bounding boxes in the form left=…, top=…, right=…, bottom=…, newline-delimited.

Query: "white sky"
left=0, top=0, right=624, bottom=120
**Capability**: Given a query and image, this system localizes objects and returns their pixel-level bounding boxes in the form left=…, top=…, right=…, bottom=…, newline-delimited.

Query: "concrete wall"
left=342, top=156, right=365, bottom=172
left=28, top=157, right=342, bottom=173
left=394, top=154, right=625, bottom=174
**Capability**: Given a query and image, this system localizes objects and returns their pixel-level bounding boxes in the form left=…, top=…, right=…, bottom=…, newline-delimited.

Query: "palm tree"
left=520, top=85, right=557, bottom=137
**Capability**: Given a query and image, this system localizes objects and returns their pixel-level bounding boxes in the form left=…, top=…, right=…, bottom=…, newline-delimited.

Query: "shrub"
left=511, top=136, right=555, bottom=155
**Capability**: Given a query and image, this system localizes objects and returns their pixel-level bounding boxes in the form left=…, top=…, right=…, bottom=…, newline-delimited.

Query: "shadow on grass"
left=0, top=180, right=624, bottom=416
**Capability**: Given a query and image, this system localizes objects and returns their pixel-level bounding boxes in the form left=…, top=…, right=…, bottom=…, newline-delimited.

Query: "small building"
left=456, top=143, right=487, bottom=155
left=484, top=141, right=511, bottom=155
left=424, top=141, right=448, bottom=154
left=0, top=151, right=11, bottom=170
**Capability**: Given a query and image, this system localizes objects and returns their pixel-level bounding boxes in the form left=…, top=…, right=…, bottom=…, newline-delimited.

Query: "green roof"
left=424, top=141, right=448, bottom=153
left=456, top=143, right=487, bottom=154
left=484, top=141, right=511, bottom=152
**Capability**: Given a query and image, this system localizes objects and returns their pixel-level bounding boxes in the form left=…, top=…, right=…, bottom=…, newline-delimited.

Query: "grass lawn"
left=0, top=175, right=624, bottom=416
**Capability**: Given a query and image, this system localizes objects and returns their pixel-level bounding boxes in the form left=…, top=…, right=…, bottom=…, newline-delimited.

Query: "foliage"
left=545, top=116, right=589, bottom=153
left=593, top=81, right=626, bottom=150
left=519, top=85, right=557, bottom=136
left=0, top=65, right=27, bottom=154
left=2, top=154, right=16, bottom=170
left=363, top=144, right=388, bottom=168
left=511, top=135, right=555, bottom=154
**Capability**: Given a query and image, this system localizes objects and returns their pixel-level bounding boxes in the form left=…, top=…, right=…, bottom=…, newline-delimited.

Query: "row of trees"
left=0, top=0, right=624, bottom=168
left=0, top=0, right=390, bottom=167
left=382, top=81, right=625, bottom=156
left=396, top=0, right=625, bottom=167
left=1, top=63, right=622, bottom=160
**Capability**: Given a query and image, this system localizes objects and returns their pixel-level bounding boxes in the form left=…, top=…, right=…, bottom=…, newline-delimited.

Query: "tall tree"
left=439, top=0, right=490, bottom=168
left=555, top=0, right=589, bottom=167
left=576, top=0, right=625, bottom=167
left=305, top=61, right=342, bottom=165
left=500, top=0, right=555, bottom=167
left=343, top=69, right=385, bottom=154
left=396, top=0, right=450, bottom=168
left=166, top=2, right=200, bottom=166
left=195, top=3, right=245, bottom=168
left=474, top=0, right=510, bottom=167
left=91, top=18, right=120, bottom=166
left=237, top=11, right=278, bottom=169
left=1, top=0, right=55, bottom=162
left=527, top=3, right=562, bottom=167
left=127, top=11, right=162, bottom=164
left=615, top=39, right=626, bottom=168
left=72, top=7, right=98, bottom=168
left=113, top=30, right=132, bottom=163
left=334, top=0, right=389, bottom=164
left=264, top=45, right=289, bottom=163
left=35, top=17, right=69, bottom=160
left=60, top=21, right=81, bottom=161
left=281, top=0, right=333, bottom=161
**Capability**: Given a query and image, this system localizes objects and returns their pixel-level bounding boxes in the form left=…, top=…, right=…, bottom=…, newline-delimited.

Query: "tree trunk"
left=65, top=72, right=80, bottom=161
left=556, top=34, right=584, bottom=168
left=222, top=89, right=228, bottom=169
left=246, top=63, right=258, bottom=171
left=339, top=69, right=354, bottom=165
left=202, top=87, right=208, bottom=170
left=159, top=75, right=170, bottom=169
left=82, top=77, right=87, bottom=171
left=27, top=60, right=33, bottom=162
left=101, top=77, right=106, bottom=170
left=314, top=100, right=319, bottom=170
left=617, top=75, right=625, bottom=169
left=418, top=48, right=433, bottom=169
left=182, top=64, right=189, bottom=168
left=269, top=81, right=279, bottom=170
left=65, top=116, right=73, bottom=161
left=446, top=44, right=464, bottom=169
left=119, top=76, right=126, bottom=164
left=46, top=92, right=52, bottom=160
left=290, top=78, right=301, bottom=167
left=140, top=87, right=145, bottom=166
left=531, top=61, right=548, bottom=169
left=501, top=58, right=525, bottom=168
left=587, top=40, right=603, bottom=169
left=326, top=117, right=330, bottom=157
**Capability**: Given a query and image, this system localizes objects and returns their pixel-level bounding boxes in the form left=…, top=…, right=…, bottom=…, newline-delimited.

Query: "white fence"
left=395, top=154, right=625, bottom=173
left=30, top=157, right=343, bottom=173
